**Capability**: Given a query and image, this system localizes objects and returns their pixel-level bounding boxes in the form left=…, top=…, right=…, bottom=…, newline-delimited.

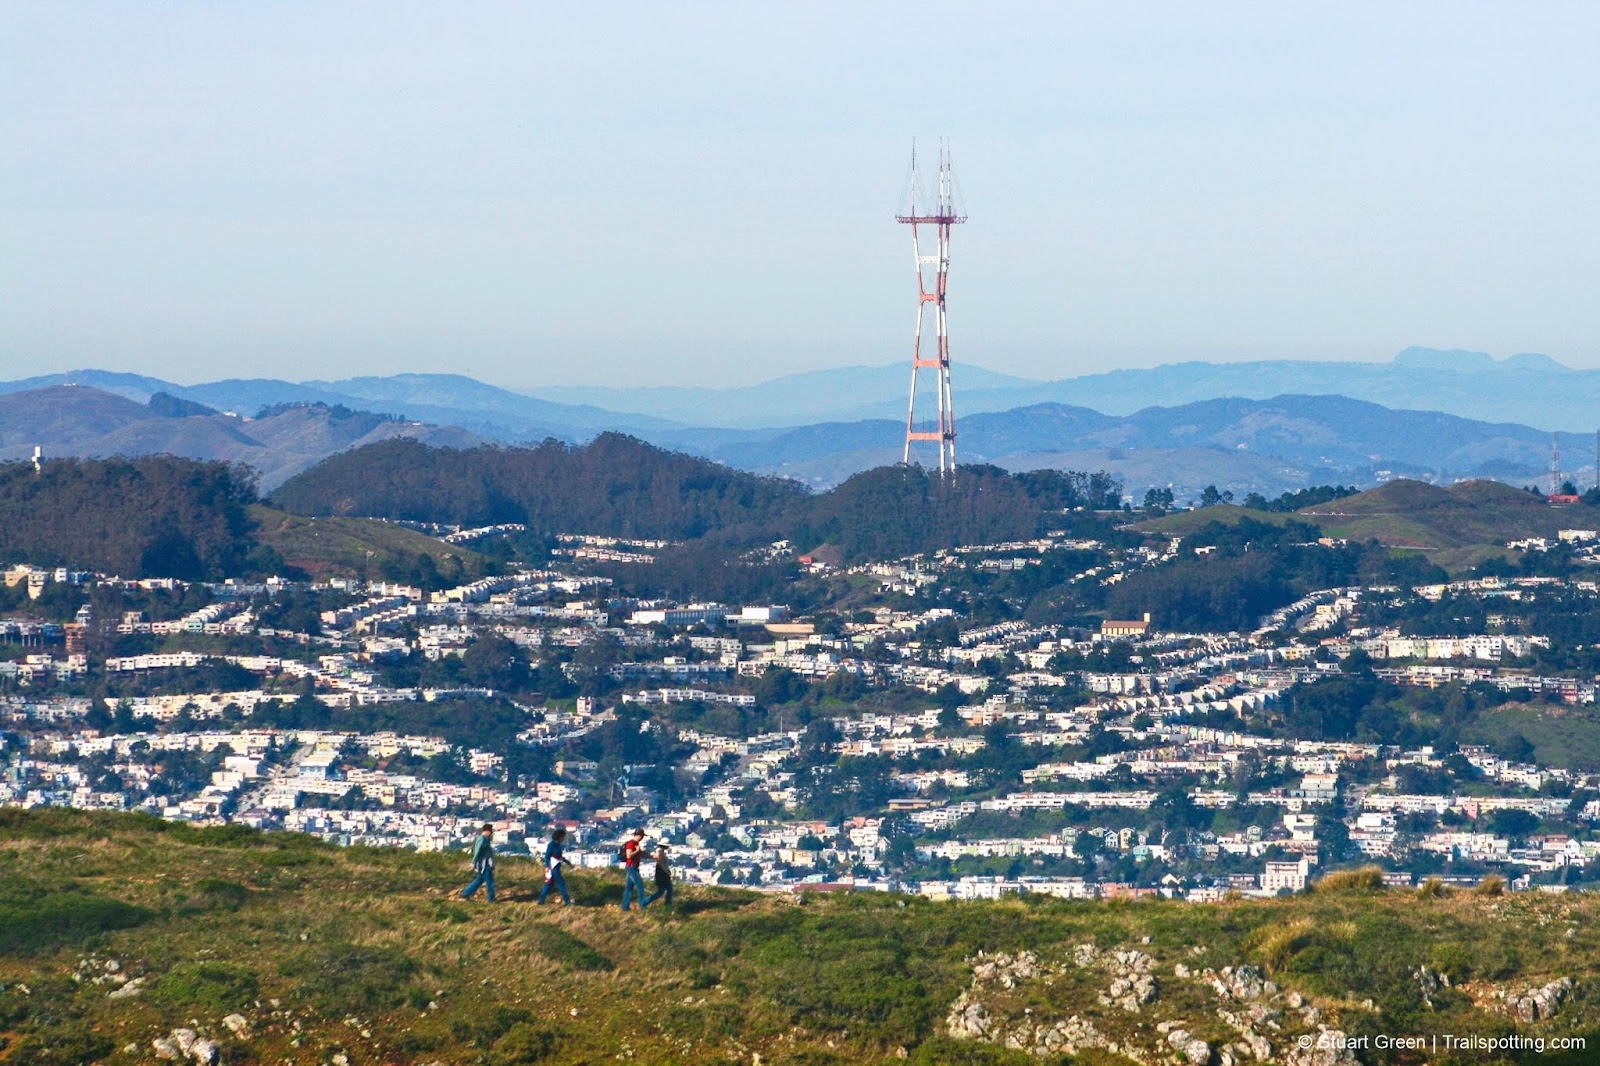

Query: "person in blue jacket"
left=460, top=823, right=496, bottom=903
left=536, top=827, right=572, bottom=905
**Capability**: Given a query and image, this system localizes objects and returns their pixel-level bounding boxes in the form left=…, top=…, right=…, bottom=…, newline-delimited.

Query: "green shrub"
left=0, top=885, right=150, bottom=955
left=152, top=962, right=259, bottom=1014
left=1429, top=942, right=1478, bottom=982
left=450, top=1005, right=534, bottom=1047
left=4, top=1026, right=115, bottom=1066
left=489, top=1022, right=558, bottom=1064
left=191, top=878, right=249, bottom=910
left=525, top=926, right=612, bottom=972
left=280, top=944, right=421, bottom=1012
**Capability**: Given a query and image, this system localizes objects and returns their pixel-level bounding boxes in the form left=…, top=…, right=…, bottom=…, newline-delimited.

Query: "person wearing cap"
left=643, top=844, right=673, bottom=909
left=460, top=823, right=497, bottom=903
left=536, top=827, right=571, bottom=906
left=619, top=828, right=648, bottom=911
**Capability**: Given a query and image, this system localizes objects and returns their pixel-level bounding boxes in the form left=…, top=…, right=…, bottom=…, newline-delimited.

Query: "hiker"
left=619, top=827, right=648, bottom=911
left=460, top=823, right=496, bottom=903
left=643, top=844, right=673, bottom=909
left=536, top=827, right=571, bottom=905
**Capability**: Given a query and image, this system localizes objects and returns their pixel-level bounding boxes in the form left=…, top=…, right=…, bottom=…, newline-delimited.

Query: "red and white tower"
left=898, top=141, right=965, bottom=477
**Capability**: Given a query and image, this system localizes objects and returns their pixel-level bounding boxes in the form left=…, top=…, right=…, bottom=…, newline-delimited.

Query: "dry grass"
left=1309, top=865, right=1386, bottom=893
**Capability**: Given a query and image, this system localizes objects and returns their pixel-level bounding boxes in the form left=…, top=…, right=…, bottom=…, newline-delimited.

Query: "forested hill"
left=0, top=456, right=262, bottom=579
left=269, top=434, right=809, bottom=540
left=269, top=436, right=1123, bottom=558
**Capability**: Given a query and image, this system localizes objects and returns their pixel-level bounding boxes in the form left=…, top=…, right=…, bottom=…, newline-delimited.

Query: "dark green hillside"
left=269, top=434, right=808, bottom=541
left=795, top=464, right=1121, bottom=561
left=0, top=809, right=1595, bottom=1065
left=0, top=457, right=262, bottom=579
left=272, top=439, right=1122, bottom=563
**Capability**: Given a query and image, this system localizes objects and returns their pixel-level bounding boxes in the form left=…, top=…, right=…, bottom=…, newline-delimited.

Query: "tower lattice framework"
left=898, top=142, right=965, bottom=477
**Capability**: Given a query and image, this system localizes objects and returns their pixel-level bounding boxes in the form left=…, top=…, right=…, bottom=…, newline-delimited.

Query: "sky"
left=4, top=2, right=1600, bottom=389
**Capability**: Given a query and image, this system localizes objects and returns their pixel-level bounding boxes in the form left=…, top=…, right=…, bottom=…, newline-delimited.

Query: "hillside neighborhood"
left=5, top=501, right=1600, bottom=905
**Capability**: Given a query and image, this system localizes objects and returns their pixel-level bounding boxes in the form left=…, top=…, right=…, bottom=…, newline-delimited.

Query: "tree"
left=1199, top=485, right=1234, bottom=508
left=567, top=632, right=623, bottom=696
left=1489, top=808, right=1539, bottom=840
left=1142, top=487, right=1175, bottom=511
left=1493, top=733, right=1536, bottom=763
left=462, top=632, right=530, bottom=691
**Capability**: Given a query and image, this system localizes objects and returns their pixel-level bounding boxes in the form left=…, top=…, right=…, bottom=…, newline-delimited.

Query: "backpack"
left=618, top=842, right=630, bottom=864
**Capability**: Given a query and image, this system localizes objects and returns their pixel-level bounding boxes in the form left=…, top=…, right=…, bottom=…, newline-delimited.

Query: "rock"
left=1286, top=991, right=1303, bottom=1009
left=152, top=1038, right=180, bottom=1061
left=1073, top=943, right=1098, bottom=968
left=171, top=1029, right=198, bottom=1056
left=1097, top=950, right=1158, bottom=1012
left=1495, top=977, right=1574, bottom=1023
left=332, top=1054, right=350, bottom=1066
left=107, top=976, right=146, bottom=1000
left=945, top=991, right=993, bottom=1040
left=971, top=950, right=1040, bottom=989
left=105, top=959, right=121, bottom=973
left=1206, top=964, right=1265, bottom=1002
left=189, top=1038, right=218, bottom=1064
left=1175, top=963, right=1192, bottom=979
left=223, top=1013, right=251, bottom=1038
left=1167, top=1028, right=1212, bottom=1064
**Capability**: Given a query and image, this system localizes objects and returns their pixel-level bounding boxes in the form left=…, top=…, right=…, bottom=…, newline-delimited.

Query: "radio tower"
left=898, top=141, right=965, bottom=477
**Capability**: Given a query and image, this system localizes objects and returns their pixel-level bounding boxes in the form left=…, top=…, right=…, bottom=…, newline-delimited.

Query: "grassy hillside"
left=0, top=809, right=1595, bottom=1065
left=1135, top=480, right=1593, bottom=574
left=249, top=506, right=488, bottom=583
left=1129, top=504, right=1307, bottom=538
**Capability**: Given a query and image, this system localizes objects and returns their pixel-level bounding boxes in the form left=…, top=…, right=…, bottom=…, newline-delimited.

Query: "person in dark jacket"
left=643, top=844, right=673, bottom=909
left=536, top=827, right=571, bottom=905
left=460, top=823, right=496, bottom=902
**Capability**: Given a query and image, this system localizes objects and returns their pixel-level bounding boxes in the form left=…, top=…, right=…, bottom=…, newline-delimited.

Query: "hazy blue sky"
left=5, top=3, right=1599, bottom=388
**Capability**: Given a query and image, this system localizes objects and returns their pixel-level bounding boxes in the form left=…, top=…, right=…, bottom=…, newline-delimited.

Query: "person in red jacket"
left=619, top=827, right=648, bottom=911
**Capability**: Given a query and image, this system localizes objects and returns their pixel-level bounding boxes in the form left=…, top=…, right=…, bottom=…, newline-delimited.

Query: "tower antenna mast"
left=897, top=140, right=965, bottom=478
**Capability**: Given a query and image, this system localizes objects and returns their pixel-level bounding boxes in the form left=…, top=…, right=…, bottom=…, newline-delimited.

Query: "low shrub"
left=489, top=1022, right=559, bottom=1064
left=0, top=885, right=150, bottom=955
left=280, top=943, right=421, bottom=1013
left=526, top=926, right=612, bottom=972
left=152, top=962, right=259, bottom=1015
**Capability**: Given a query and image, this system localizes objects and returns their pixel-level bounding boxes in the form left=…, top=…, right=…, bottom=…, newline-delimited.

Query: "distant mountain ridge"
left=659, top=394, right=1584, bottom=497
left=0, top=386, right=480, bottom=489
left=525, top=346, right=1600, bottom=431
left=2, top=348, right=1593, bottom=498
left=0, top=368, right=676, bottom=445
